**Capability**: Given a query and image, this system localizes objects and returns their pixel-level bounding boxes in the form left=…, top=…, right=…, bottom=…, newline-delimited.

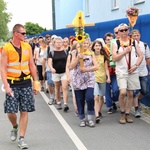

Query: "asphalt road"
left=0, top=80, right=150, bottom=150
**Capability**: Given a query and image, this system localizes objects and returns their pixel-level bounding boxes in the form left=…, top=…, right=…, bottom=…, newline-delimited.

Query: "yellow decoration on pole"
left=127, top=15, right=138, bottom=27
left=66, top=10, right=95, bottom=68
left=72, top=11, right=86, bottom=27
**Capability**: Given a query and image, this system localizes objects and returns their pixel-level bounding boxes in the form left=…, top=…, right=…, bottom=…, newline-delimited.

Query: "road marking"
left=40, top=92, right=87, bottom=150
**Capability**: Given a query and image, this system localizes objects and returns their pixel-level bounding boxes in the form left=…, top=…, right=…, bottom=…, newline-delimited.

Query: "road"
left=0, top=80, right=150, bottom=150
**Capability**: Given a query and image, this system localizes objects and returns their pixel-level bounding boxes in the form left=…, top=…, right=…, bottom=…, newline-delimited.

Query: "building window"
left=112, top=0, right=119, bottom=10
left=134, top=0, right=145, bottom=5
left=85, top=0, right=90, bottom=17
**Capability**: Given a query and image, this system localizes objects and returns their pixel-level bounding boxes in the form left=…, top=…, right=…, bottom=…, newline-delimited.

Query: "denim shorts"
left=4, top=87, right=35, bottom=113
left=94, top=82, right=106, bottom=96
left=134, top=76, right=149, bottom=96
left=46, top=71, right=54, bottom=85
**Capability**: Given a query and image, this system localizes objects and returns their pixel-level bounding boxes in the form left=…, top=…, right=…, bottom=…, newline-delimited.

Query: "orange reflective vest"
left=3, top=41, right=31, bottom=77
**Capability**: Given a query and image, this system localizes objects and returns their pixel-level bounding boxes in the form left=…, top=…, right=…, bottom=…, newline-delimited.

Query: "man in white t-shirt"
left=131, top=29, right=150, bottom=118
left=112, top=23, right=143, bottom=124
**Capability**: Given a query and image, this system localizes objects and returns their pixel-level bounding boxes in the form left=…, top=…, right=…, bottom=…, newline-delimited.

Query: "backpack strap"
left=116, top=40, right=120, bottom=53
left=144, top=42, right=147, bottom=50
left=39, top=48, right=41, bottom=54
left=47, top=46, right=50, bottom=58
left=132, top=40, right=137, bottom=57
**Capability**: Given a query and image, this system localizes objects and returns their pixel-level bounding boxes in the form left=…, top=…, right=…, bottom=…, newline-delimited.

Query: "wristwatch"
left=135, top=64, right=139, bottom=68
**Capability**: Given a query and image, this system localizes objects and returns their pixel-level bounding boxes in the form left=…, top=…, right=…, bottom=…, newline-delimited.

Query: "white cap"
left=96, top=38, right=105, bottom=47
left=118, top=23, right=129, bottom=30
left=51, top=35, right=57, bottom=39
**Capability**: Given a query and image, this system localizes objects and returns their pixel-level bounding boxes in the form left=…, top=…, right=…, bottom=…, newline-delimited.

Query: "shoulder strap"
left=116, top=40, right=120, bottom=53
left=144, top=42, right=147, bottom=50
left=39, top=48, right=41, bottom=54
left=132, top=40, right=137, bottom=57
left=47, top=46, right=50, bottom=58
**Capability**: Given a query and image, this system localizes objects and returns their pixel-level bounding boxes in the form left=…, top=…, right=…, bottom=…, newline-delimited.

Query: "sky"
left=4, top=0, right=53, bottom=31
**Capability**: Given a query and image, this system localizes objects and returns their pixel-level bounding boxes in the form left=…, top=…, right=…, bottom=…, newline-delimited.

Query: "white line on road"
left=40, top=92, right=87, bottom=150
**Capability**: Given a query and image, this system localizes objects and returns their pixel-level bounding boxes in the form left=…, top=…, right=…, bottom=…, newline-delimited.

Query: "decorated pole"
left=126, top=6, right=139, bottom=69
left=66, top=11, right=94, bottom=68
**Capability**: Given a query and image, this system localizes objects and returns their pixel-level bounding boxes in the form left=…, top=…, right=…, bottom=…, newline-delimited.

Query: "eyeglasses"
left=119, top=29, right=128, bottom=32
left=17, top=32, right=26, bottom=36
left=115, top=32, right=118, bottom=34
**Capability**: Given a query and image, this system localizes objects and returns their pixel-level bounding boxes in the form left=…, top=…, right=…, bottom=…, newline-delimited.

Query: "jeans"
left=105, top=75, right=119, bottom=108
left=75, top=88, right=95, bottom=120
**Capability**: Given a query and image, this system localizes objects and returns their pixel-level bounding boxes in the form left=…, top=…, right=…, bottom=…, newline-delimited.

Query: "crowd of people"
left=1, top=23, right=150, bottom=149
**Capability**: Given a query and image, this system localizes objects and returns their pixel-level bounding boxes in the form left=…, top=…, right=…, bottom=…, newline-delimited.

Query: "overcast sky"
left=4, top=0, right=53, bottom=31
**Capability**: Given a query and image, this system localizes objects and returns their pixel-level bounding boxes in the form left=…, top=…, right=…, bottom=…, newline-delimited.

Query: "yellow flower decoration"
left=76, top=34, right=85, bottom=43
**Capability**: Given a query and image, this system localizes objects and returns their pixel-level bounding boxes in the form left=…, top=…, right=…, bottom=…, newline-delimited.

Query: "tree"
left=25, top=22, right=46, bottom=36
left=0, top=0, right=11, bottom=41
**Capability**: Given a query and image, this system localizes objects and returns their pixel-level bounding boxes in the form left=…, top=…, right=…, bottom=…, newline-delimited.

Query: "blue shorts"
left=134, top=76, right=149, bottom=96
left=4, top=87, right=35, bottom=113
left=94, top=82, right=106, bottom=96
left=46, top=71, right=54, bottom=85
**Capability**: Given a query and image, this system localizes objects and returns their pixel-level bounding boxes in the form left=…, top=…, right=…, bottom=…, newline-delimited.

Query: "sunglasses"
left=115, top=32, right=118, bottom=34
left=119, top=29, right=128, bottom=32
left=17, top=32, right=26, bottom=35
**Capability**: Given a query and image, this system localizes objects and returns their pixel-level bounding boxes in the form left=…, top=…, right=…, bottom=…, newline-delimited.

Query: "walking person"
left=70, top=38, right=98, bottom=127
left=112, top=23, right=143, bottom=124
left=1, top=24, right=40, bottom=149
left=91, top=40, right=110, bottom=123
left=48, top=36, right=69, bottom=112
left=66, top=42, right=80, bottom=116
left=104, top=32, right=119, bottom=114
left=131, top=29, right=150, bottom=117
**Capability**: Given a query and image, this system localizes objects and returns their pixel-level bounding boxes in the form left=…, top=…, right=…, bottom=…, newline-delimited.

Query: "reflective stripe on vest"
left=7, top=68, right=30, bottom=74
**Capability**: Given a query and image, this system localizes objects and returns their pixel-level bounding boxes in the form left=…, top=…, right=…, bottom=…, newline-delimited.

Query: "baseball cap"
left=118, top=23, right=129, bottom=30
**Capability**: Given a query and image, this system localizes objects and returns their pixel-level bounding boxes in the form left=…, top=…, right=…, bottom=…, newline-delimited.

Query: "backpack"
left=109, top=39, right=136, bottom=67
left=50, top=49, right=68, bottom=58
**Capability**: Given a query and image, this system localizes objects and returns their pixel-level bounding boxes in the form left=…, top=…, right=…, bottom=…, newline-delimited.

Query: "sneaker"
left=135, top=109, right=141, bottom=118
left=10, top=125, right=19, bottom=141
left=63, top=104, right=69, bottom=112
left=95, top=116, right=100, bottom=124
left=79, top=120, right=86, bottom=127
left=112, top=103, right=117, bottom=111
left=46, top=89, right=49, bottom=93
left=41, top=87, right=44, bottom=92
left=107, top=108, right=114, bottom=114
left=119, top=114, right=126, bottom=124
left=57, top=103, right=62, bottom=110
left=125, top=115, right=133, bottom=123
left=18, top=138, right=28, bottom=149
left=48, top=99, right=54, bottom=105
left=87, top=120, right=95, bottom=127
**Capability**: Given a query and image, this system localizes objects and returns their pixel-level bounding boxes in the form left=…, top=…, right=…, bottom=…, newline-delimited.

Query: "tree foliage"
left=25, top=22, right=46, bottom=36
left=0, top=0, right=12, bottom=41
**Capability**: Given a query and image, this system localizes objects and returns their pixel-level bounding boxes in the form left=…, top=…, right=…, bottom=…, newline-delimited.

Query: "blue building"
left=54, top=0, right=149, bottom=29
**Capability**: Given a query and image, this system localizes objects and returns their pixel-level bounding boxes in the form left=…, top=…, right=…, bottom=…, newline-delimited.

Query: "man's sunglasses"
left=119, top=29, right=128, bottom=32
left=17, top=32, right=26, bottom=35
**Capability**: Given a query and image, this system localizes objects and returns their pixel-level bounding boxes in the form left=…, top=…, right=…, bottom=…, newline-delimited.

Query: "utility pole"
left=52, top=0, right=56, bottom=30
